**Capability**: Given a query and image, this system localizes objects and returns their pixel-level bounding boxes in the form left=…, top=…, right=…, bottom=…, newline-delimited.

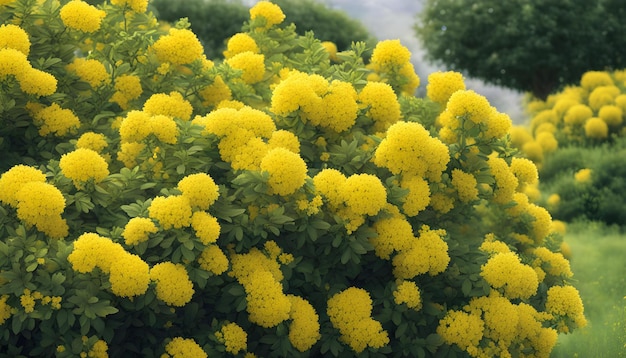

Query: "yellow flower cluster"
left=76, top=132, right=108, bottom=153
left=426, top=71, right=466, bottom=105
left=488, top=156, right=518, bottom=205
left=163, top=337, right=207, bottom=358
left=270, top=72, right=359, bottom=132
left=59, top=148, right=110, bottom=188
left=110, top=74, right=142, bottom=109
left=260, top=148, right=308, bottom=196
left=191, top=211, right=220, bottom=245
left=393, top=280, right=422, bottom=310
left=143, top=92, right=193, bottom=121
left=0, top=165, right=46, bottom=207
left=358, top=81, right=401, bottom=132
left=374, top=121, right=450, bottom=181
left=118, top=109, right=179, bottom=147
left=150, top=262, right=195, bottom=306
left=88, top=340, right=109, bottom=358
left=224, top=33, right=259, bottom=59
left=249, top=1, right=285, bottom=30
left=0, top=48, right=57, bottom=96
left=148, top=195, right=193, bottom=230
left=59, top=0, right=106, bottom=33
left=152, top=28, right=204, bottom=65
left=340, top=174, right=387, bottom=216
left=287, top=295, right=321, bottom=352
left=545, top=285, right=587, bottom=331
left=580, top=70, right=613, bottom=91
left=451, top=169, right=479, bottom=203
left=445, top=90, right=492, bottom=124
left=392, top=226, right=450, bottom=279
left=574, top=168, right=592, bottom=183
left=480, top=252, right=538, bottom=300
left=0, top=24, right=31, bottom=55
left=532, top=247, right=572, bottom=278
left=177, top=173, right=219, bottom=210
left=371, top=216, right=413, bottom=259
left=69, top=233, right=150, bottom=296
left=66, top=58, right=110, bottom=88
left=399, top=175, right=431, bottom=216
left=268, top=130, right=300, bottom=154
left=216, top=322, right=247, bottom=354
left=198, top=245, right=229, bottom=275
left=14, top=181, right=69, bottom=238
left=31, top=103, right=80, bottom=136
left=243, top=270, right=291, bottom=328
left=199, top=76, right=232, bottom=107
left=0, top=295, right=11, bottom=324
left=369, top=39, right=420, bottom=94
left=226, top=52, right=266, bottom=84
left=436, top=310, right=484, bottom=356
left=584, top=117, right=609, bottom=139
left=122, top=217, right=158, bottom=246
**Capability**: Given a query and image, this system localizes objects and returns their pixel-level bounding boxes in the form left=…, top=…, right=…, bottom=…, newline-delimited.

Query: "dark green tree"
left=415, top=0, right=626, bottom=100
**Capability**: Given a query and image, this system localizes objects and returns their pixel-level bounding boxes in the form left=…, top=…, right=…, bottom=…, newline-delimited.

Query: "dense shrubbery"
left=514, top=70, right=626, bottom=226
left=0, top=1, right=585, bottom=357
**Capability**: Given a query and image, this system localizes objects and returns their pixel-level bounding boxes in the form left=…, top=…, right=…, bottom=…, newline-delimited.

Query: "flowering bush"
left=0, top=1, right=585, bottom=357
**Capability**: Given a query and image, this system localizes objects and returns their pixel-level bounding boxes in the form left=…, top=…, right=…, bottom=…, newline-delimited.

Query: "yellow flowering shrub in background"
left=0, top=1, right=585, bottom=357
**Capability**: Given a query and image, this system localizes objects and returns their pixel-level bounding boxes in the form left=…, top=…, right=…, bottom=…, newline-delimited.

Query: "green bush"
left=0, top=1, right=585, bottom=357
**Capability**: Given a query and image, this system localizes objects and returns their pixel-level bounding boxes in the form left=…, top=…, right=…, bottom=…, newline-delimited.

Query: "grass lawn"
left=551, top=221, right=626, bottom=357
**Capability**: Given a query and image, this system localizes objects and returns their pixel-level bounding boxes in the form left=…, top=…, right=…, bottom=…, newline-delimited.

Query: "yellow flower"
left=33, top=103, right=81, bottom=137
left=191, top=211, right=220, bottom=245
left=66, top=58, right=109, bottom=87
left=580, top=70, right=613, bottom=91
left=393, top=280, right=422, bottom=310
left=437, top=310, right=484, bottom=353
left=177, top=173, right=219, bottom=210
left=371, top=216, right=414, bottom=259
left=532, top=247, right=572, bottom=278
left=143, top=92, right=193, bottom=121
left=88, top=340, right=109, bottom=358
left=109, top=252, right=150, bottom=298
left=327, top=287, right=389, bottom=353
left=526, top=203, right=552, bottom=243
left=68, top=233, right=126, bottom=273
left=445, top=90, right=493, bottom=124
left=216, top=322, right=247, bottom=354
left=150, top=262, right=195, bottom=307
left=321, top=41, right=338, bottom=61
left=224, top=33, right=259, bottom=59
left=545, top=285, right=587, bottom=329
left=268, top=129, right=300, bottom=154
left=451, top=169, right=479, bottom=203
left=287, top=295, right=321, bottom=352
left=480, top=252, right=539, bottom=300
left=0, top=295, right=11, bottom=325
left=163, top=337, right=207, bottom=358
left=358, top=81, right=401, bottom=131
left=249, top=1, right=285, bottom=29
left=0, top=165, right=46, bottom=207
left=111, top=74, right=142, bottom=109
left=148, top=195, right=193, bottom=230
left=229, top=247, right=283, bottom=285
left=488, top=156, right=518, bottom=204
left=17, top=68, right=57, bottom=96
left=426, top=71, right=466, bottom=105
left=59, top=148, right=109, bottom=187
left=341, top=174, right=387, bottom=216
left=152, top=28, right=204, bottom=65
left=584, top=117, right=609, bottom=139
left=149, top=115, right=178, bottom=144
left=117, top=141, right=145, bottom=168
left=588, top=85, right=620, bottom=111
left=244, top=270, right=291, bottom=328
left=371, top=39, right=411, bottom=68
left=198, top=245, right=229, bottom=275
left=199, top=76, right=232, bottom=107
left=0, top=24, right=30, bottom=55
left=123, top=217, right=158, bottom=245
left=400, top=175, right=431, bottom=216
left=392, top=227, right=450, bottom=278
left=598, top=105, right=623, bottom=127
left=15, top=181, right=65, bottom=224
left=484, top=110, right=512, bottom=139
left=59, top=0, right=106, bottom=33
left=574, top=168, right=592, bottom=183
left=563, top=104, right=593, bottom=126
left=226, top=51, right=266, bottom=84
left=313, top=169, right=346, bottom=208
left=260, top=148, right=308, bottom=196
left=0, top=48, right=30, bottom=78
left=119, top=110, right=151, bottom=143
left=76, top=132, right=108, bottom=152
left=510, top=157, right=538, bottom=188
left=20, top=289, right=35, bottom=313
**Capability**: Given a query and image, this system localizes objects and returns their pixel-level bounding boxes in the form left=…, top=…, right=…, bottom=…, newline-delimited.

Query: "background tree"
left=152, top=0, right=377, bottom=59
left=415, top=0, right=626, bottom=100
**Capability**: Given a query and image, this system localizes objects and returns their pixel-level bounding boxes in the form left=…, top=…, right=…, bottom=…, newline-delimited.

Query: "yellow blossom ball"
left=588, top=85, right=620, bottom=111
left=149, top=115, right=178, bottom=144
left=574, top=168, right=592, bottom=183
left=341, top=174, right=387, bottom=216
left=313, top=169, right=346, bottom=208
left=226, top=51, right=266, bottom=84
left=536, top=131, right=558, bottom=153
left=509, top=125, right=533, bottom=148
left=437, top=310, right=484, bottom=353
left=67, top=233, right=126, bottom=273
left=484, top=110, right=512, bottom=139
left=371, top=39, right=411, bottom=68
left=59, top=148, right=109, bottom=187
left=0, top=48, right=30, bottom=79
left=545, top=285, right=587, bottom=329
left=480, top=252, right=539, bottom=299
left=66, top=58, right=109, bottom=87
left=152, top=28, right=204, bottom=65
left=33, top=103, right=81, bottom=137
left=400, top=175, right=431, bottom=216
left=216, top=322, right=247, bottom=354
left=580, top=70, right=613, bottom=91
left=563, top=104, right=593, bottom=126
left=521, top=141, right=544, bottom=164
left=526, top=203, right=552, bottom=243
left=317, top=80, right=359, bottom=132
left=198, top=245, right=229, bottom=275
left=445, top=90, right=493, bottom=124
left=584, top=117, right=609, bottom=139
left=148, top=195, right=193, bottom=230
left=150, top=262, right=195, bottom=307
left=17, top=68, right=58, bottom=97
left=321, top=41, right=338, bottom=61
left=117, top=141, right=145, bottom=168
left=143, top=92, right=193, bottom=121
left=451, top=169, right=479, bottom=203
left=0, top=24, right=30, bottom=56
left=111, top=74, right=143, bottom=109
left=371, top=216, right=414, bottom=259
left=0, top=295, right=11, bottom=325
left=109, top=253, right=150, bottom=298
left=88, top=340, right=108, bottom=358
left=163, top=337, right=207, bottom=358
left=510, top=157, right=539, bottom=187
left=398, top=62, right=420, bottom=94
left=533, top=247, right=572, bottom=278
left=547, top=193, right=560, bottom=208
left=598, top=105, right=623, bottom=127
left=0, top=165, right=46, bottom=207
left=224, top=33, right=259, bottom=59
left=199, top=76, right=232, bottom=107
left=15, top=181, right=65, bottom=226
left=59, top=0, right=106, bottom=33
left=76, top=132, right=108, bottom=152
left=358, top=81, right=401, bottom=131
left=488, top=156, right=518, bottom=204
left=268, top=129, right=300, bottom=153
left=191, top=211, right=220, bottom=244
left=393, top=280, right=422, bottom=310
left=530, top=109, right=558, bottom=133
left=426, top=71, right=466, bottom=105
left=249, top=1, right=285, bottom=29
left=392, top=227, right=450, bottom=278
left=260, top=148, right=308, bottom=196
left=287, top=295, right=321, bottom=352
left=244, top=270, right=291, bottom=327
left=177, top=173, right=219, bottom=210
left=123, top=217, right=158, bottom=246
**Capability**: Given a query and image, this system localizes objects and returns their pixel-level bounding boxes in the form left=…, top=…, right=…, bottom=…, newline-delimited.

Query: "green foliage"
left=415, top=0, right=626, bottom=100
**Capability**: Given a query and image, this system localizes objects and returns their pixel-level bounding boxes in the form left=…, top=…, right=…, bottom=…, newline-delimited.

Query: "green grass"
left=551, top=221, right=626, bottom=357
